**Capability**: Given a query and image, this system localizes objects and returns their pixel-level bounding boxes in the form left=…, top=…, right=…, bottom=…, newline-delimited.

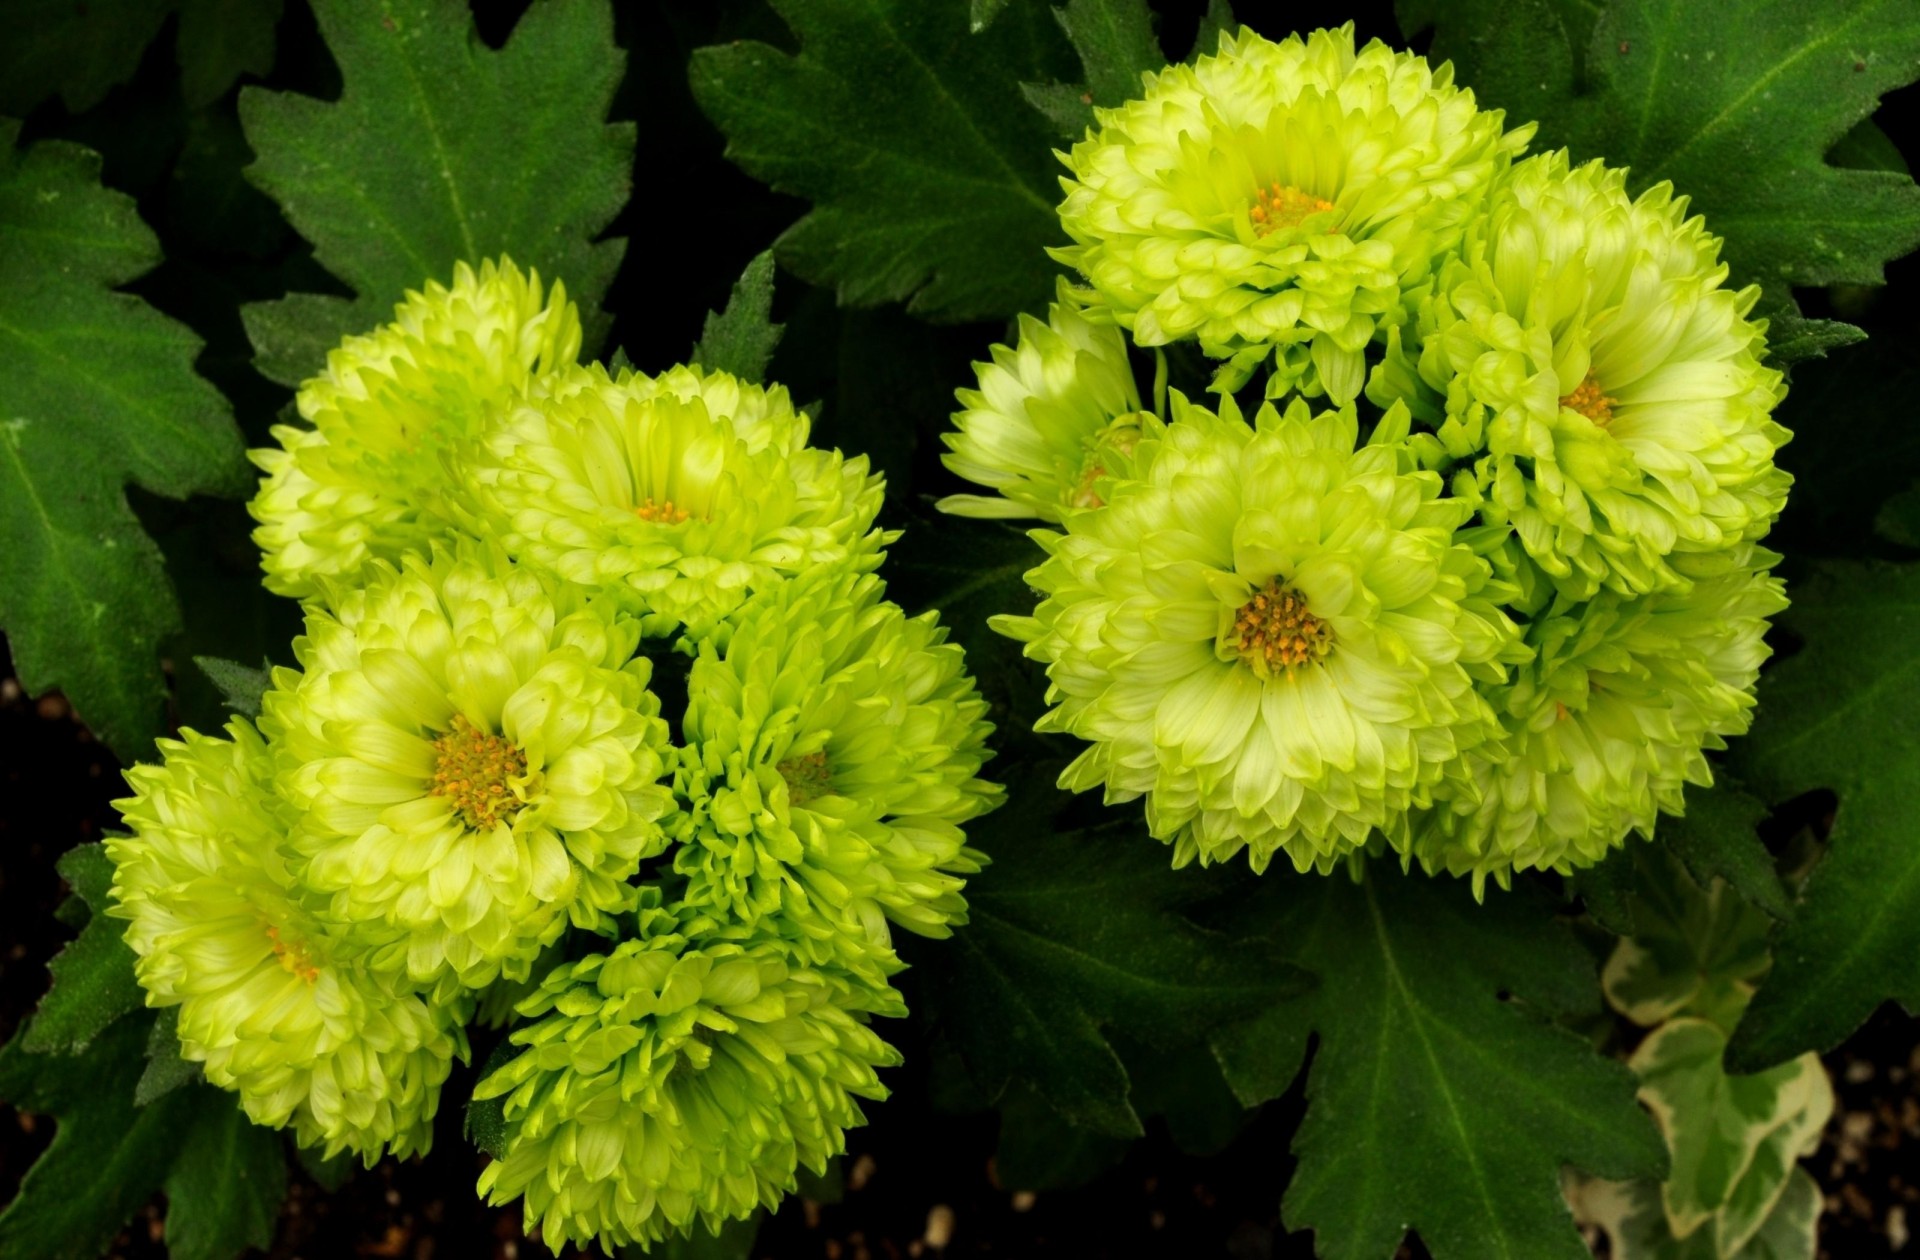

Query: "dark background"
left=4, top=1, right=1918, bottom=1256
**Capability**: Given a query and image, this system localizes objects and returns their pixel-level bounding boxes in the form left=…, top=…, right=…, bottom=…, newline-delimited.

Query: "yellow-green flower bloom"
left=1405, top=543, right=1787, bottom=890
left=938, top=281, right=1149, bottom=520
left=464, top=362, right=890, bottom=642
left=250, top=258, right=581, bottom=599
left=997, top=394, right=1519, bottom=874
left=108, top=720, right=463, bottom=1163
left=1053, top=24, right=1528, bottom=401
left=474, top=895, right=900, bottom=1252
left=260, top=546, right=675, bottom=997
left=671, top=568, right=1001, bottom=974
left=1373, top=152, right=1790, bottom=599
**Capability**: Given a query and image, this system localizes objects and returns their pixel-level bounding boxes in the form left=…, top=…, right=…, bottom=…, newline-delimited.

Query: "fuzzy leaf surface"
left=1212, top=870, right=1665, bottom=1260
left=690, top=0, right=1071, bottom=321
left=689, top=251, right=784, bottom=386
left=1728, top=562, right=1920, bottom=1068
left=20, top=844, right=143, bottom=1054
left=0, top=124, right=247, bottom=760
left=239, top=0, right=634, bottom=384
left=911, top=767, right=1306, bottom=1138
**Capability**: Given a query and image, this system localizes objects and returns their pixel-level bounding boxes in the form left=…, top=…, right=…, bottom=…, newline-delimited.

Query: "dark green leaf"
left=690, top=0, right=1071, bottom=321
left=1727, top=561, right=1920, bottom=1069
left=0, top=1014, right=183, bottom=1259
left=689, top=251, right=784, bottom=386
left=621, top=1212, right=763, bottom=1260
left=193, top=655, right=272, bottom=718
left=1187, top=0, right=1236, bottom=61
left=21, top=844, right=143, bottom=1054
left=1877, top=482, right=1920, bottom=548
left=993, top=1083, right=1128, bottom=1191
left=1054, top=0, right=1160, bottom=108
left=888, top=515, right=1046, bottom=740
left=162, top=1088, right=287, bottom=1260
left=1019, top=79, right=1098, bottom=138
left=0, top=0, right=170, bottom=115
left=1402, top=0, right=1920, bottom=323
left=239, top=0, right=635, bottom=385
left=1570, top=844, right=1642, bottom=937
left=913, top=766, right=1309, bottom=1138
left=178, top=0, right=285, bottom=106
left=1769, top=332, right=1920, bottom=557
left=1761, top=309, right=1867, bottom=366
left=1212, top=869, right=1665, bottom=1260
left=0, top=124, right=248, bottom=760
left=295, top=1141, right=355, bottom=1193
left=1661, top=784, right=1791, bottom=921
left=136, top=1007, right=203, bottom=1106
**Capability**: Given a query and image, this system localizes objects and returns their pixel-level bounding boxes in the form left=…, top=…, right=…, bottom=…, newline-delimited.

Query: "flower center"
left=777, top=750, right=833, bottom=808
left=429, top=714, right=528, bottom=830
left=1250, top=183, right=1334, bottom=236
left=634, top=497, right=692, bottom=524
left=1069, top=457, right=1107, bottom=510
left=265, top=923, right=320, bottom=985
left=1560, top=373, right=1617, bottom=426
left=1229, top=581, right=1334, bottom=677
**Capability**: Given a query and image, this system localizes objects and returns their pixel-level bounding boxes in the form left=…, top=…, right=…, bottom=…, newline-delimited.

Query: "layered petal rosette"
left=671, top=567, right=1001, bottom=975
left=998, top=394, right=1519, bottom=873
left=109, top=720, right=463, bottom=1162
left=938, top=280, right=1150, bottom=520
left=474, top=895, right=900, bottom=1251
left=464, top=362, right=889, bottom=642
left=261, top=546, right=675, bottom=996
left=1373, top=152, right=1790, bottom=598
left=250, top=258, right=581, bottom=598
left=1405, top=543, right=1787, bottom=890
left=1054, top=24, right=1528, bottom=401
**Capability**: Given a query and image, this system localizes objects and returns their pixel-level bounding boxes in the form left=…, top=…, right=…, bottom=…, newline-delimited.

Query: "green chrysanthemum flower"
left=1053, top=24, right=1528, bottom=401
left=464, top=362, right=890, bottom=642
left=260, top=546, right=676, bottom=997
left=1405, top=543, right=1786, bottom=891
left=938, top=280, right=1150, bottom=521
left=250, top=258, right=581, bottom=599
left=1372, top=151, right=1790, bottom=599
left=108, top=719, right=463, bottom=1163
left=998, top=394, right=1520, bottom=873
left=671, top=567, right=1001, bottom=976
left=474, top=894, right=900, bottom=1252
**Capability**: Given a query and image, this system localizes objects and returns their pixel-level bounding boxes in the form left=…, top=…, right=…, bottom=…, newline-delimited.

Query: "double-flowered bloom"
left=115, top=249, right=1000, bottom=1249
left=948, top=25, right=1791, bottom=887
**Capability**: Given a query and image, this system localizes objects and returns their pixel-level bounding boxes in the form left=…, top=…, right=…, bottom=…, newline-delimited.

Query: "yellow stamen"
left=1250, top=183, right=1334, bottom=237
left=777, top=750, right=833, bottom=808
left=1229, top=581, right=1334, bottom=678
left=266, top=924, right=320, bottom=985
left=429, top=715, right=528, bottom=830
left=1560, top=373, right=1617, bottom=426
left=634, top=497, right=692, bottom=524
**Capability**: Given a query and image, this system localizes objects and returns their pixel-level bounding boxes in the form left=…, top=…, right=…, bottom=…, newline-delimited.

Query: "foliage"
left=2, top=0, right=1918, bottom=1257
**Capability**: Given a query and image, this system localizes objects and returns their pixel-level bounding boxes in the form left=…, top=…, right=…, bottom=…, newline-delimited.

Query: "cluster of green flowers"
left=109, top=260, right=1000, bottom=1250
left=943, top=25, right=1790, bottom=891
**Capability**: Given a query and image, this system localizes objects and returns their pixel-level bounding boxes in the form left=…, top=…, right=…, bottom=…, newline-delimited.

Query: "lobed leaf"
left=911, top=765, right=1306, bottom=1138
left=689, top=251, right=785, bottom=386
left=690, top=0, right=1072, bottom=322
left=239, top=0, right=634, bottom=385
left=1727, top=561, right=1920, bottom=1069
left=0, top=123, right=248, bottom=761
left=1211, top=868, right=1665, bottom=1260
left=20, top=844, right=144, bottom=1054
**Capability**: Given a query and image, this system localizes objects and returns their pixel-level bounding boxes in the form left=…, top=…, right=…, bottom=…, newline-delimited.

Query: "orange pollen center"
left=1250, top=183, right=1334, bottom=237
left=1230, top=581, right=1334, bottom=677
left=429, top=715, right=528, bottom=830
left=1560, top=373, right=1617, bottom=426
left=634, top=497, right=692, bottom=524
left=777, top=750, right=833, bottom=809
left=265, top=924, right=319, bottom=985
left=1069, top=460, right=1107, bottom=510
